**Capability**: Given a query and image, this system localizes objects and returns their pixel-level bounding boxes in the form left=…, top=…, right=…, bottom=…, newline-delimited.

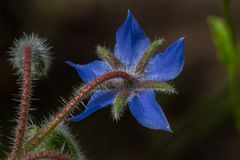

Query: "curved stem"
left=20, top=151, right=70, bottom=160
left=9, top=46, right=33, bottom=160
left=23, top=71, right=133, bottom=153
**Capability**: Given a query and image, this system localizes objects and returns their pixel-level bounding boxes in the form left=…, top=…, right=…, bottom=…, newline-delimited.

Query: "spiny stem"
left=20, top=151, right=70, bottom=160
left=9, top=46, right=33, bottom=160
left=23, top=71, right=133, bottom=153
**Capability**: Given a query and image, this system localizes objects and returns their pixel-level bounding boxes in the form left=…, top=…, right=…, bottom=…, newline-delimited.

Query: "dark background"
left=1, top=0, right=240, bottom=159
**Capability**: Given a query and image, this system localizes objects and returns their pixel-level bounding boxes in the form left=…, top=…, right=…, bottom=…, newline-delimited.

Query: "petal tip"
left=180, top=36, right=185, bottom=40
left=150, top=124, right=173, bottom=132
left=126, top=10, right=134, bottom=22
left=178, top=37, right=185, bottom=43
left=65, top=60, right=72, bottom=64
left=127, top=10, right=133, bottom=17
left=162, top=125, right=173, bottom=133
left=149, top=124, right=172, bottom=132
left=65, top=60, right=77, bottom=68
left=67, top=116, right=81, bottom=122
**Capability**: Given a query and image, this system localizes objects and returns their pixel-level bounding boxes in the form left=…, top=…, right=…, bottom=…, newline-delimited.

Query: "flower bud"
left=9, top=33, right=52, bottom=79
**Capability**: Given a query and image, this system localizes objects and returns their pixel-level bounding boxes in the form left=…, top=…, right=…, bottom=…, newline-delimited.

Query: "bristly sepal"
left=9, top=33, right=52, bottom=79
left=138, top=80, right=177, bottom=95
left=96, top=45, right=123, bottom=69
left=112, top=91, right=131, bottom=121
left=135, top=39, right=164, bottom=74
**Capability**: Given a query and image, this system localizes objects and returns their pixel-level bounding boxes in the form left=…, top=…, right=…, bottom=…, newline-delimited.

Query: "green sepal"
left=113, top=91, right=131, bottom=120
left=208, top=16, right=238, bottom=69
left=135, top=39, right=164, bottom=74
left=96, top=45, right=123, bottom=68
left=138, top=80, right=176, bottom=95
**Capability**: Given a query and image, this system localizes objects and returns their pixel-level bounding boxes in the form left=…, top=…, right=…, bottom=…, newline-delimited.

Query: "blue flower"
left=66, top=10, right=184, bottom=131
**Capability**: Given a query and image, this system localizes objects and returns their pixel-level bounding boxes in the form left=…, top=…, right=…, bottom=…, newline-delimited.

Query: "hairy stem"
left=9, top=46, right=33, bottom=160
left=23, top=71, right=132, bottom=153
left=20, top=151, right=70, bottom=160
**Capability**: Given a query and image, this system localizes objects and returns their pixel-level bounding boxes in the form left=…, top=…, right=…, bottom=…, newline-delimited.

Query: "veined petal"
left=68, top=91, right=117, bottom=121
left=145, top=37, right=185, bottom=82
left=66, top=60, right=112, bottom=83
left=115, top=10, right=151, bottom=69
left=128, top=90, right=171, bottom=131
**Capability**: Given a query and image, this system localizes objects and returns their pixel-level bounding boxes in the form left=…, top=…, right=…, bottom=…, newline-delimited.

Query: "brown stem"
left=23, top=71, right=132, bottom=153
left=9, top=46, right=33, bottom=160
left=20, top=151, right=70, bottom=160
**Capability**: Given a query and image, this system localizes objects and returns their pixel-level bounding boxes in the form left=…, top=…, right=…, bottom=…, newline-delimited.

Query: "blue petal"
left=68, top=91, right=117, bottom=121
left=66, top=60, right=112, bottom=83
left=128, top=90, right=171, bottom=131
left=115, top=10, right=151, bottom=69
left=145, top=37, right=185, bottom=82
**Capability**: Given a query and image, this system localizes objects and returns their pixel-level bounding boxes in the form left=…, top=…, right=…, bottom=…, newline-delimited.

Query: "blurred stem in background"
left=209, top=0, right=240, bottom=130
left=222, top=0, right=240, bottom=130
left=222, top=0, right=235, bottom=39
left=157, top=0, right=240, bottom=159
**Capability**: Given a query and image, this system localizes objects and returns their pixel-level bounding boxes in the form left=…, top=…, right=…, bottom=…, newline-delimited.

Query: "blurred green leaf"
left=208, top=16, right=238, bottom=69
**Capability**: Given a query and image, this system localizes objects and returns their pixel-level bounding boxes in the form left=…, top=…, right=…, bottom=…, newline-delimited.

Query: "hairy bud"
left=9, top=33, right=52, bottom=79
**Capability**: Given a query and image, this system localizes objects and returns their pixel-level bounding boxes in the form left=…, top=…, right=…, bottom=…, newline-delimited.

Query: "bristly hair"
left=25, top=119, right=86, bottom=160
left=8, top=33, right=52, bottom=80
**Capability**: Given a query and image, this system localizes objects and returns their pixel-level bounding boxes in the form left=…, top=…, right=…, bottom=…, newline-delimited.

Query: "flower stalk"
left=9, top=46, right=33, bottom=160
left=23, top=71, right=133, bottom=153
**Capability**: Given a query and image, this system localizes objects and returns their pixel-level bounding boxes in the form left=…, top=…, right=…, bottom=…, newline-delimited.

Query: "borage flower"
left=67, top=11, right=184, bottom=132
